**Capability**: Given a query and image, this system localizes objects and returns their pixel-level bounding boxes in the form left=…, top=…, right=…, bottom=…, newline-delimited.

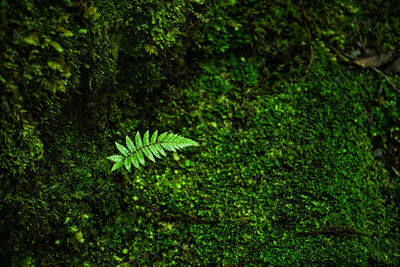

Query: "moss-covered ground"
left=4, top=47, right=399, bottom=265
left=1, top=0, right=400, bottom=266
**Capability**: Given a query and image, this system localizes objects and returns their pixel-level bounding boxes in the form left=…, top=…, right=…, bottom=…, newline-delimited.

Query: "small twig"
left=371, top=67, right=400, bottom=94
left=354, top=17, right=366, bottom=53
left=296, top=226, right=368, bottom=237
left=239, top=59, right=249, bottom=109
left=171, top=99, right=191, bottom=116
left=95, top=175, right=113, bottom=192
left=307, top=35, right=314, bottom=69
left=227, top=240, right=270, bottom=267
left=229, top=226, right=368, bottom=267
left=304, top=33, right=314, bottom=78
left=160, top=212, right=218, bottom=225
left=326, top=43, right=351, bottom=62
left=31, top=198, right=42, bottom=236
left=239, top=60, right=245, bottom=89
left=121, top=241, right=146, bottom=265
left=300, top=0, right=313, bottom=77
left=89, top=77, right=93, bottom=90
left=238, top=59, right=252, bottom=128
left=97, top=242, right=115, bottom=267
left=150, top=204, right=218, bottom=225
left=391, top=166, right=400, bottom=177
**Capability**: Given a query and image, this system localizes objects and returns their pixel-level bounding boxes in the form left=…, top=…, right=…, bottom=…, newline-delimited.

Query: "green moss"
left=1, top=0, right=399, bottom=265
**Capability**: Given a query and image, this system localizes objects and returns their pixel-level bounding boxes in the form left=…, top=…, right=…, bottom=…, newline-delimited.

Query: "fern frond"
left=115, top=141, right=129, bottom=156
left=126, top=136, right=135, bottom=153
left=106, top=130, right=199, bottom=172
left=111, top=161, right=124, bottom=172
left=106, top=155, right=124, bottom=162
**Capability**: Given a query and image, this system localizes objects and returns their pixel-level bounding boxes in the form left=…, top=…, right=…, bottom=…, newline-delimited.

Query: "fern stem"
left=95, top=175, right=112, bottom=192
left=132, top=140, right=168, bottom=153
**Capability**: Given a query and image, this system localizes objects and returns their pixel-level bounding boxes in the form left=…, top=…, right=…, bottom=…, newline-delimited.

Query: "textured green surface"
left=1, top=0, right=399, bottom=265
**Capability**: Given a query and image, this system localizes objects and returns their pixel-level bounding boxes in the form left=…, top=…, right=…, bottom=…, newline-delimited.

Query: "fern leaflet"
left=106, top=130, right=199, bottom=172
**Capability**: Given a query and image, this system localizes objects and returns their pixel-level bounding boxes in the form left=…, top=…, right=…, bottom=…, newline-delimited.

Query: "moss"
left=1, top=0, right=400, bottom=265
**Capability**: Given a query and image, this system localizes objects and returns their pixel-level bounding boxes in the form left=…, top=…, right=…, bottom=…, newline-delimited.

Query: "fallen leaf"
left=354, top=51, right=394, bottom=68
left=385, top=58, right=400, bottom=73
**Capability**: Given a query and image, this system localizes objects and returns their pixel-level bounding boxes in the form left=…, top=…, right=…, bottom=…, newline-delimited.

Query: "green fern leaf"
left=149, top=144, right=161, bottom=158
left=111, top=161, right=124, bottom=172
left=106, top=130, right=199, bottom=172
left=158, top=132, right=168, bottom=141
left=163, top=133, right=175, bottom=141
left=106, top=155, right=124, bottom=162
left=126, top=136, right=135, bottom=153
left=143, top=130, right=150, bottom=146
left=143, top=147, right=156, bottom=162
left=115, top=142, right=129, bottom=156
left=124, top=158, right=132, bottom=172
left=150, top=130, right=158, bottom=143
left=130, top=154, right=140, bottom=169
left=135, top=131, right=143, bottom=149
left=161, top=142, right=176, bottom=152
left=136, top=149, right=145, bottom=166
left=155, top=143, right=167, bottom=156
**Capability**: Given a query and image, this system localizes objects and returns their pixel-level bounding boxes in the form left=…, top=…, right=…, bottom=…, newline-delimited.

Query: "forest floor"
left=2, top=1, right=400, bottom=265
left=15, top=43, right=399, bottom=265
